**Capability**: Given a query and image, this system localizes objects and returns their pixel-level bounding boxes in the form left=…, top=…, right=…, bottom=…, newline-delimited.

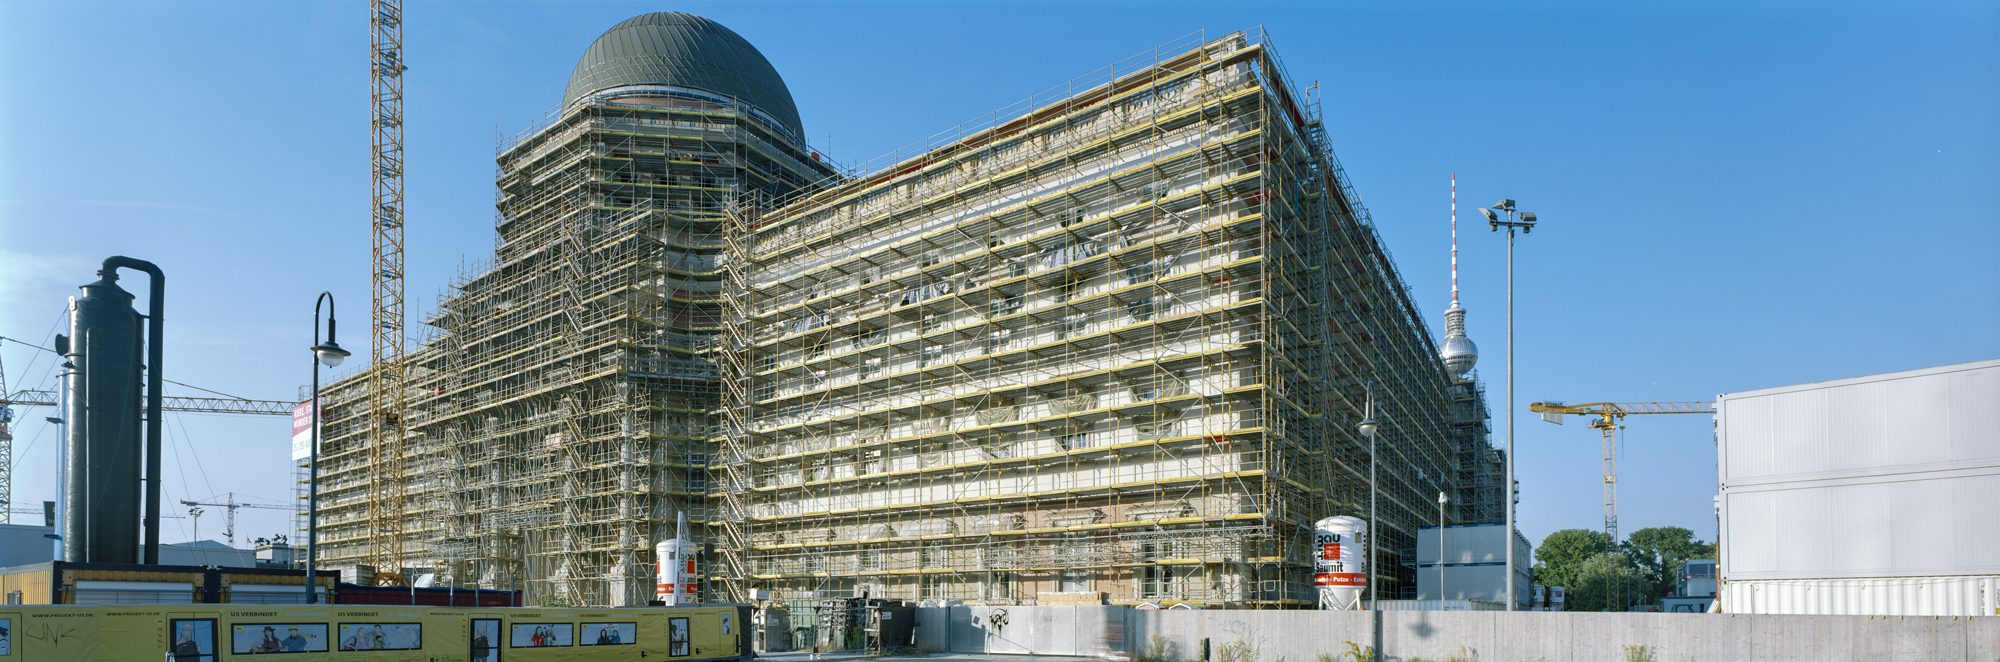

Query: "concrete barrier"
left=920, top=606, right=2000, bottom=661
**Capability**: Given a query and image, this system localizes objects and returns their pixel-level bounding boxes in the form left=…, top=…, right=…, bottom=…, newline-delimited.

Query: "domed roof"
left=563, top=13, right=803, bottom=138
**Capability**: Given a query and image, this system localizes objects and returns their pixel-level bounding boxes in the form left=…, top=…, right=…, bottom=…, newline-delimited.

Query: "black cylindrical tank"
left=64, top=273, right=145, bottom=563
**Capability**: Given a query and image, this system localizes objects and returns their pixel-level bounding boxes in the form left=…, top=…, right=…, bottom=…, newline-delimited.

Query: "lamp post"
left=1481, top=200, right=1536, bottom=610
left=1356, top=382, right=1379, bottom=611
left=1436, top=491, right=1448, bottom=602
left=307, top=292, right=350, bottom=604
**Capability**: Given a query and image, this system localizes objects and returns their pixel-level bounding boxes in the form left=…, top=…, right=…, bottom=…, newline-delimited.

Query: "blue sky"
left=2, top=1, right=1994, bottom=552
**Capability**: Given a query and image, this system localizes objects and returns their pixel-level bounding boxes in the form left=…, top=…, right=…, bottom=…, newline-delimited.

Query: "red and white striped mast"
left=1439, top=173, right=1479, bottom=378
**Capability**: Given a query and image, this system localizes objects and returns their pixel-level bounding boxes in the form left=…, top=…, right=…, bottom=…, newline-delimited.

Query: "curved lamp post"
left=307, top=292, right=349, bottom=604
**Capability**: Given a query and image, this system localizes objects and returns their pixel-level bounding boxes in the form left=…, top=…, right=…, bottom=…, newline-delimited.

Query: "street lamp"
left=1357, top=382, right=1378, bottom=612
left=1485, top=198, right=1538, bottom=610
left=306, top=292, right=348, bottom=604
left=1436, top=491, right=1448, bottom=602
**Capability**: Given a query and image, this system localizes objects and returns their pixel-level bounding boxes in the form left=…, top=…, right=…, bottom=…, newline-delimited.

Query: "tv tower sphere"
left=1440, top=303, right=1478, bottom=378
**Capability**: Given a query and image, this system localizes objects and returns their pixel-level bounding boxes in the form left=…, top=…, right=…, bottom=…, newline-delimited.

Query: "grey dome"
left=564, top=12, right=803, bottom=138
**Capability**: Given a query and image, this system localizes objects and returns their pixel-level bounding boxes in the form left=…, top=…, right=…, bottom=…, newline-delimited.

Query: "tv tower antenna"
left=1439, top=173, right=1479, bottom=379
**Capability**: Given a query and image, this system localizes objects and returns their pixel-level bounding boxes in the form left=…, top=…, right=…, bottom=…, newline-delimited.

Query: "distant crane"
left=1528, top=400, right=1715, bottom=609
left=180, top=493, right=294, bottom=546
left=0, top=336, right=294, bottom=525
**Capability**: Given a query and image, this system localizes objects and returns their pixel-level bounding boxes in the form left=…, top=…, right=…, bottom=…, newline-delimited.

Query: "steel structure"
left=178, top=493, right=292, bottom=546
left=367, top=0, right=412, bottom=586
left=715, top=30, right=1492, bottom=607
left=0, top=348, right=12, bottom=522
left=311, top=21, right=1497, bottom=609
left=4, top=390, right=291, bottom=415
left=1529, top=400, right=1713, bottom=608
left=311, top=24, right=839, bottom=603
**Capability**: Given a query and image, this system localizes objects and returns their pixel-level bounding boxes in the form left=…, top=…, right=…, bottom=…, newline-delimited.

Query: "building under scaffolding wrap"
left=714, top=30, right=1503, bottom=607
left=312, top=19, right=1503, bottom=609
left=311, top=13, right=839, bottom=607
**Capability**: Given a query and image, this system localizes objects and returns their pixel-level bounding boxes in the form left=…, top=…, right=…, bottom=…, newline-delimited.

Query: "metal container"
left=1717, top=359, right=2000, bottom=585
left=1415, top=523, right=1533, bottom=606
left=1718, top=576, right=2000, bottom=616
left=1370, top=599, right=1506, bottom=611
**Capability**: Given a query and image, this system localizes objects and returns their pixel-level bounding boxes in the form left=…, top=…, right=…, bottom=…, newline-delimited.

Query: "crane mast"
left=179, top=493, right=293, bottom=546
left=367, top=0, right=410, bottom=586
left=1529, top=400, right=1714, bottom=610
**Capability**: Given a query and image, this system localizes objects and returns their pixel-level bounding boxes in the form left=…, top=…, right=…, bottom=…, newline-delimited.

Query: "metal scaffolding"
left=314, top=87, right=838, bottom=606
left=314, top=26, right=1498, bottom=609
left=714, top=30, right=1495, bottom=607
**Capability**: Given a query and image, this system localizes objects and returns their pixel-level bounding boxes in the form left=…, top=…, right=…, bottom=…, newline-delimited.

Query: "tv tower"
left=1440, top=174, right=1479, bottom=379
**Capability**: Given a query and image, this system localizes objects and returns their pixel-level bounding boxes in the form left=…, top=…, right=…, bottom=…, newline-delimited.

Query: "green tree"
left=1567, top=552, right=1644, bottom=611
left=1531, top=529, right=1611, bottom=594
left=1621, top=526, right=1716, bottom=605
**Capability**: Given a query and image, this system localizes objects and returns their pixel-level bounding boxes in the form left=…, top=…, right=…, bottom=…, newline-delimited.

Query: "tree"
left=1621, top=526, right=1716, bottom=605
left=1531, top=529, right=1610, bottom=594
left=1566, top=552, right=1644, bottom=611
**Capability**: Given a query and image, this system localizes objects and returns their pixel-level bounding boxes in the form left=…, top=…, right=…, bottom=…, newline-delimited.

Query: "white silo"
left=1314, top=516, right=1368, bottom=610
left=655, top=511, right=696, bottom=605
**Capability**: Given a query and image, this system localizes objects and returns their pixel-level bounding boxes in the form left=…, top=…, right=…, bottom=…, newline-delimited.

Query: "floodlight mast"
left=1485, top=200, right=1537, bottom=610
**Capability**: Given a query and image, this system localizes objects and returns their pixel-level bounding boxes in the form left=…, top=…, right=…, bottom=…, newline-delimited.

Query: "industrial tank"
left=1313, top=516, right=1367, bottom=609
left=64, top=271, right=146, bottom=563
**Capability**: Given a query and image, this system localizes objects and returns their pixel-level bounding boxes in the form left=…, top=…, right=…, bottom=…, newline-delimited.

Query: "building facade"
left=312, top=13, right=837, bottom=607
left=714, top=31, right=1493, bottom=607
left=314, top=21, right=1500, bottom=609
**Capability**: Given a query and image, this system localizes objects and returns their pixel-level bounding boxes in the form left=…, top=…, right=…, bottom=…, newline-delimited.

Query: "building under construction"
left=311, top=13, right=838, bottom=606
left=714, top=29, right=1501, bottom=606
left=314, top=16, right=1503, bottom=609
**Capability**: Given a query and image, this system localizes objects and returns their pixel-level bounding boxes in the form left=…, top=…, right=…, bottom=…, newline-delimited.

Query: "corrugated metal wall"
left=1720, top=576, right=1999, bottom=616
left=1717, top=359, right=2000, bottom=588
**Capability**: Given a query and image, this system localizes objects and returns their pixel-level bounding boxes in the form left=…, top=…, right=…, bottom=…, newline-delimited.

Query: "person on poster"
left=281, top=627, right=311, bottom=652
left=174, top=623, right=205, bottom=660
left=251, top=626, right=283, bottom=653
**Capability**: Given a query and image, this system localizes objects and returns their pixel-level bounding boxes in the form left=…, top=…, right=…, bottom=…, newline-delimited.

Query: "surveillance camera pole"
left=1486, top=201, right=1535, bottom=609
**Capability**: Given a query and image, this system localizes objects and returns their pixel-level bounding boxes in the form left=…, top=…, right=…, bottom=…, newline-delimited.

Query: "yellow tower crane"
left=366, top=0, right=411, bottom=587
left=1527, top=400, right=1714, bottom=610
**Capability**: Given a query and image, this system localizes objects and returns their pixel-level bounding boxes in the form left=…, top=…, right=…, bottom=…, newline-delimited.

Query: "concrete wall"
left=947, top=605, right=1131, bottom=656
left=915, top=606, right=2000, bottom=661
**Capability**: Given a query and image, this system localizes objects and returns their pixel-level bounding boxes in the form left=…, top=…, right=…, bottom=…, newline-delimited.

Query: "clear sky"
left=2, top=1, right=1994, bottom=553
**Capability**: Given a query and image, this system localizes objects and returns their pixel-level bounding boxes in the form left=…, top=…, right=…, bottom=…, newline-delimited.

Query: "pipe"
left=98, top=256, right=164, bottom=564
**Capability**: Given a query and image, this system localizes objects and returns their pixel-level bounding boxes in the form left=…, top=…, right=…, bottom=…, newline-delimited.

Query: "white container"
left=1717, top=359, right=2000, bottom=585
left=1718, top=576, right=2000, bottom=616
left=1414, top=523, right=1533, bottom=606
left=1314, top=516, right=1366, bottom=610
